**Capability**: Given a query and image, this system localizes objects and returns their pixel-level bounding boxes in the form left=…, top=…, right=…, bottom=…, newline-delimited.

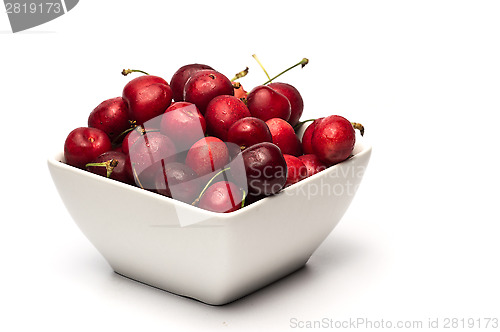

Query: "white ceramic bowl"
left=48, top=135, right=371, bottom=305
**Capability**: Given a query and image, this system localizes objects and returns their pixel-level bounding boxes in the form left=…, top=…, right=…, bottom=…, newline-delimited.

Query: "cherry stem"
left=351, top=122, right=365, bottom=136
left=293, top=118, right=316, bottom=131
left=122, top=69, right=150, bottom=76
left=111, top=122, right=137, bottom=147
left=231, top=67, right=249, bottom=82
left=131, top=165, right=144, bottom=189
left=241, top=189, right=247, bottom=208
left=191, top=167, right=231, bottom=206
left=262, top=58, right=309, bottom=85
left=252, top=54, right=271, bottom=80
left=85, top=159, right=119, bottom=178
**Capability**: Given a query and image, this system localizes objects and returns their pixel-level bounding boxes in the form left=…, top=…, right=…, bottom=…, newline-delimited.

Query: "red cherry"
left=298, top=154, right=327, bottom=177
left=64, top=127, right=112, bottom=169
left=185, top=137, right=230, bottom=177
left=123, top=75, right=173, bottom=124
left=238, top=142, right=287, bottom=196
left=183, top=69, right=234, bottom=114
left=246, top=85, right=291, bottom=122
left=204, top=95, right=251, bottom=141
left=85, top=150, right=133, bottom=184
left=154, top=161, right=201, bottom=204
left=265, top=118, right=302, bottom=156
left=127, top=131, right=177, bottom=187
left=227, top=117, right=272, bottom=150
left=170, top=63, right=213, bottom=102
left=283, top=154, right=308, bottom=187
left=160, top=102, right=206, bottom=151
left=198, top=181, right=243, bottom=213
left=268, top=82, right=304, bottom=127
left=88, top=97, right=131, bottom=142
left=311, top=115, right=355, bottom=165
left=301, top=118, right=324, bottom=155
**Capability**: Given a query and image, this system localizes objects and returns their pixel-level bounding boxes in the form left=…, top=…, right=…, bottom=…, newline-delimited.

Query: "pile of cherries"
left=63, top=58, right=363, bottom=213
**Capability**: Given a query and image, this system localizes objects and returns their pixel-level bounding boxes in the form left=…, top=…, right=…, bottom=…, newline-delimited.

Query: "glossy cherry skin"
left=64, top=127, right=112, bottom=169
left=123, top=75, right=173, bottom=125
left=154, top=161, right=200, bottom=204
left=185, top=137, right=230, bottom=177
left=238, top=142, right=287, bottom=196
left=198, top=181, right=243, bottom=213
left=283, top=154, right=308, bottom=187
left=160, top=102, right=206, bottom=152
left=204, top=95, right=251, bottom=141
left=298, top=154, right=327, bottom=177
left=88, top=97, right=131, bottom=142
left=183, top=69, right=234, bottom=114
left=268, top=82, right=304, bottom=127
left=301, top=118, right=324, bottom=155
left=170, top=63, right=213, bottom=102
left=265, top=118, right=302, bottom=156
left=227, top=117, right=272, bottom=150
left=127, top=131, right=177, bottom=187
left=86, top=150, right=133, bottom=184
left=311, top=115, right=355, bottom=165
left=246, top=85, right=291, bottom=122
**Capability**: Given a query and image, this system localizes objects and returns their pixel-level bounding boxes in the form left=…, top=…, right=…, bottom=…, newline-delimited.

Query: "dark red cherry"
left=85, top=150, right=133, bottom=184
left=298, top=154, right=327, bottom=177
left=312, top=115, right=355, bottom=165
left=198, top=181, right=243, bottom=213
left=301, top=118, right=324, bottom=155
left=160, top=102, right=206, bottom=152
left=227, top=117, right=272, bottom=150
left=185, top=137, right=230, bottom=177
left=170, top=63, right=213, bottom=102
left=265, top=118, right=302, bottom=156
left=238, top=142, right=287, bottom=196
left=267, top=82, right=304, bottom=127
left=154, top=161, right=200, bottom=204
left=88, top=97, right=131, bottom=142
left=64, top=127, right=112, bottom=169
left=247, top=85, right=291, bottom=122
left=183, top=69, right=234, bottom=114
left=283, top=154, right=307, bottom=187
left=204, top=95, right=251, bottom=141
left=123, top=75, right=173, bottom=124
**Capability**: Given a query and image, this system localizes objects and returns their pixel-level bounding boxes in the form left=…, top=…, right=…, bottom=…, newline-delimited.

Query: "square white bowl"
left=48, top=136, right=371, bottom=305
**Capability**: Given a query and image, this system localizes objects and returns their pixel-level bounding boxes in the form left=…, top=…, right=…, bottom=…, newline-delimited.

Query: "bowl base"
left=113, top=262, right=308, bottom=306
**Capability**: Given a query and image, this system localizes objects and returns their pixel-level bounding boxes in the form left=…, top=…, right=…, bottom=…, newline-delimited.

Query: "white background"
left=1, top=1, right=499, bottom=331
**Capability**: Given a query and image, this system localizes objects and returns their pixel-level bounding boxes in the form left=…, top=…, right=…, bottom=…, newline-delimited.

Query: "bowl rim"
left=48, top=137, right=371, bottom=219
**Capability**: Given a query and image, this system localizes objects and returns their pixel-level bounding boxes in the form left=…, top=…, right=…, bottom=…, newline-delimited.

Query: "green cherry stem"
left=240, top=189, right=247, bottom=208
left=231, top=67, right=249, bottom=82
left=252, top=54, right=271, bottom=81
left=85, top=159, right=119, bottom=178
left=191, top=167, right=231, bottom=206
left=262, top=58, right=309, bottom=85
left=122, top=69, right=150, bottom=76
left=111, top=121, right=138, bottom=147
left=293, top=118, right=316, bottom=131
